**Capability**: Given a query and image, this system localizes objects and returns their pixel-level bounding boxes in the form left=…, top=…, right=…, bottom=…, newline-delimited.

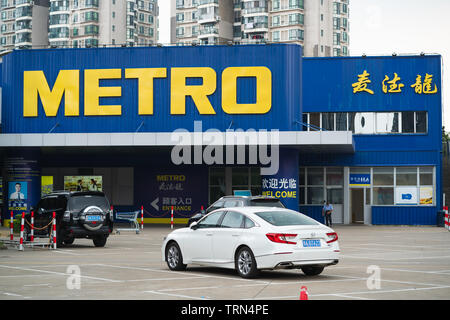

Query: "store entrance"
left=351, top=188, right=364, bottom=224
left=209, top=167, right=261, bottom=205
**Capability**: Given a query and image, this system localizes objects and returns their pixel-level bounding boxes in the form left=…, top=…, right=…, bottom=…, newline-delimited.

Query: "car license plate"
left=302, top=240, right=321, bottom=247
left=86, top=215, right=101, bottom=222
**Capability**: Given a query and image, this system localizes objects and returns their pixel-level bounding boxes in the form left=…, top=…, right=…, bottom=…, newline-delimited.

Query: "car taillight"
left=266, top=233, right=297, bottom=244
left=326, top=232, right=338, bottom=243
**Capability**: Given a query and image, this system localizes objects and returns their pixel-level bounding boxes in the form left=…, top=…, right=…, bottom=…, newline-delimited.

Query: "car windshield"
left=250, top=199, right=285, bottom=208
left=68, top=195, right=110, bottom=212
left=255, top=210, right=318, bottom=226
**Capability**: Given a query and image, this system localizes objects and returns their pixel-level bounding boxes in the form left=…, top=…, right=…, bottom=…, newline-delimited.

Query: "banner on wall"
left=395, top=187, right=418, bottom=205
left=419, top=187, right=433, bottom=205
left=41, top=176, right=54, bottom=196
left=8, top=181, right=28, bottom=211
left=64, top=176, right=102, bottom=192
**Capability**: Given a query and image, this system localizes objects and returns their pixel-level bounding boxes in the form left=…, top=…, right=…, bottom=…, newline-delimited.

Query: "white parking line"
left=125, top=276, right=206, bottom=282
left=340, top=254, right=450, bottom=261
left=379, top=267, right=450, bottom=275
left=332, top=294, right=371, bottom=300
left=144, top=290, right=207, bottom=300
left=248, top=285, right=450, bottom=300
left=0, top=264, right=121, bottom=283
left=310, top=285, right=450, bottom=298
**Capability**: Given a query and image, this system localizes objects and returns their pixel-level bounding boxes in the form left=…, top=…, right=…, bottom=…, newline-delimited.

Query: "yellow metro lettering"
left=125, top=68, right=167, bottom=115
left=84, top=69, right=122, bottom=116
left=170, top=67, right=217, bottom=115
left=222, top=66, right=272, bottom=114
left=23, top=66, right=274, bottom=117
left=23, top=70, right=79, bottom=117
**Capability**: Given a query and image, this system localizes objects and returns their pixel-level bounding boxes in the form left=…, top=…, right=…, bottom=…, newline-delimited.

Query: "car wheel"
left=93, top=235, right=107, bottom=247
left=301, top=265, right=324, bottom=276
left=235, top=246, right=259, bottom=279
left=166, top=242, right=187, bottom=271
left=56, top=224, right=64, bottom=248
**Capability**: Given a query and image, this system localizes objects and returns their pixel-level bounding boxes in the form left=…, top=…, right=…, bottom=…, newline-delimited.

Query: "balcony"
left=198, top=26, right=218, bottom=37
left=198, top=0, right=219, bottom=6
left=243, top=22, right=268, bottom=33
left=198, top=14, right=220, bottom=24
left=242, top=7, right=268, bottom=16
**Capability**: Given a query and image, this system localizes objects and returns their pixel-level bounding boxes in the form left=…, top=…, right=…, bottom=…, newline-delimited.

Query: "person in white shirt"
left=10, top=183, right=25, bottom=200
left=322, top=200, right=333, bottom=227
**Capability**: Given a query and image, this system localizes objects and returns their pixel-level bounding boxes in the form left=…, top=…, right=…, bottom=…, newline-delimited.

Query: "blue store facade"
left=0, top=44, right=443, bottom=225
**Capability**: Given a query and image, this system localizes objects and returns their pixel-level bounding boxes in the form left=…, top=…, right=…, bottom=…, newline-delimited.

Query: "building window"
left=303, top=112, right=428, bottom=135
left=373, top=187, right=394, bottom=205
left=272, top=30, right=280, bottom=42
left=396, top=167, right=417, bottom=186
left=300, top=167, right=343, bottom=205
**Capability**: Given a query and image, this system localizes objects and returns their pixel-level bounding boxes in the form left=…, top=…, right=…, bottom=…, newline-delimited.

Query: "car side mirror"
left=190, top=221, right=199, bottom=230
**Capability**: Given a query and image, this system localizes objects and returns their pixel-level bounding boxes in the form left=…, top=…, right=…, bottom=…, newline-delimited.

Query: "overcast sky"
left=158, top=0, right=450, bottom=130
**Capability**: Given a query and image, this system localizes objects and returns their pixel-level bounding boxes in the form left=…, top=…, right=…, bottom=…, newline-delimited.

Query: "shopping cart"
left=115, top=210, right=140, bottom=234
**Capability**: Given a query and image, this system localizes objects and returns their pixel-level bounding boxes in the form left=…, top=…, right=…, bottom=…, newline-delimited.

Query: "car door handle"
left=206, top=233, right=213, bottom=236
left=232, top=234, right=240, bottom=237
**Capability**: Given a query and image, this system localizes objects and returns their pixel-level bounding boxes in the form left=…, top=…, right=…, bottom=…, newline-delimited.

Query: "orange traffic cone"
left=299, top=286, right=309, bottom=300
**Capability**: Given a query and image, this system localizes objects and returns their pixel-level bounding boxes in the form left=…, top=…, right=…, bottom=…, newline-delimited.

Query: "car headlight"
left=63, top=211, right=71, bottom=221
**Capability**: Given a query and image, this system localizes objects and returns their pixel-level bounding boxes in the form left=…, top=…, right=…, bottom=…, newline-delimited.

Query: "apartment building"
left=172, top=0, right=349, bottom=56
left=0, top=0, right=159, bottom=50
left=0, top=0, right=49, bottom=50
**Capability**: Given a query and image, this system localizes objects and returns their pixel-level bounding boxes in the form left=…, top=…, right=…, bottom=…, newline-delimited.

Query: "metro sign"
left=23, top=67, right=272, bottom=118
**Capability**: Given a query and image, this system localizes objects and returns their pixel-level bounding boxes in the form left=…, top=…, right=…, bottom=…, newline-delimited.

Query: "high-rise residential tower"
left=0, top=0, right=159, bottom=50
left=0, top=0, right=49, bottom=50
left=172, top=0, right=349, bottom=56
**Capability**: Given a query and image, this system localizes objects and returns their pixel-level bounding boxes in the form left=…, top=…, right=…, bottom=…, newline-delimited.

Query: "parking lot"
left=0, top=224, right=449, bottom=300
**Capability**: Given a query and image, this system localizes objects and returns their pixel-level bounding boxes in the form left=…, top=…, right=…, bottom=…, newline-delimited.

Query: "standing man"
left=323, top=200, right=333, bottom=227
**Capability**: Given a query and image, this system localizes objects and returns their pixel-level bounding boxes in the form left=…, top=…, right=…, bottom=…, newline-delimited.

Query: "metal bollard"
left=31, top=211, right=35, bottom=243
left=10, top=211, right=14, bottom=241
left=19, top=212, right=25, bottom=251
left=141, top=205, right=144, bottom=230
left=52, top=211, right=57, bottom=250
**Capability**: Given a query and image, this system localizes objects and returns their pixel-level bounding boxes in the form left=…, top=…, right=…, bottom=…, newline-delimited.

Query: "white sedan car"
left=162, top=207, right=340, bottom=278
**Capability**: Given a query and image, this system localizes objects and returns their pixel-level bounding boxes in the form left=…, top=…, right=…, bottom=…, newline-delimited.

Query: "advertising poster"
left=8, top=181, right=28, bottom=211
left=41, top=176, right=54, bottom=196
left=419, top=187, right=433, bottom=205
left=395, top=187, right=418, bottom=205
left=64, top=176, right=103, bottom=192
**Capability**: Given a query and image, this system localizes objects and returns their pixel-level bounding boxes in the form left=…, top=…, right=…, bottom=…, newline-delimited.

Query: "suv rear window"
left=40, top=196, right=67, bottom=211
left=68, top=195, right=110, bottom=212
left=255, top=210, right=318, bottom=226
left=250, top=199, right=285, bottom=208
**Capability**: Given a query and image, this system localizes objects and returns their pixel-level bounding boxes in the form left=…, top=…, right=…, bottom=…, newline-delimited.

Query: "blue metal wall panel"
left=372, top=206, right=437, bottom=225
left=299, top=205, right=325, bottom=224
left=2, top=44, right=302, bottom=133
left=299, top=150, right=440, bottom=167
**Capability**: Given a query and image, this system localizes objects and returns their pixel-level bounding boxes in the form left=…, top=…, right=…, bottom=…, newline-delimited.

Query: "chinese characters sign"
left=261, top=177, right=297, bottom=199
left=352, top=70, right=438, bottom=95
left=157, top=175, right=193, bottom=212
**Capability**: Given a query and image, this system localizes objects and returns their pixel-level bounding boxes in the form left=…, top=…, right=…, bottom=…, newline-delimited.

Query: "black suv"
left=187, top=195, right=285, bottom=226
left=25, top=191, right=114, bottom=247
